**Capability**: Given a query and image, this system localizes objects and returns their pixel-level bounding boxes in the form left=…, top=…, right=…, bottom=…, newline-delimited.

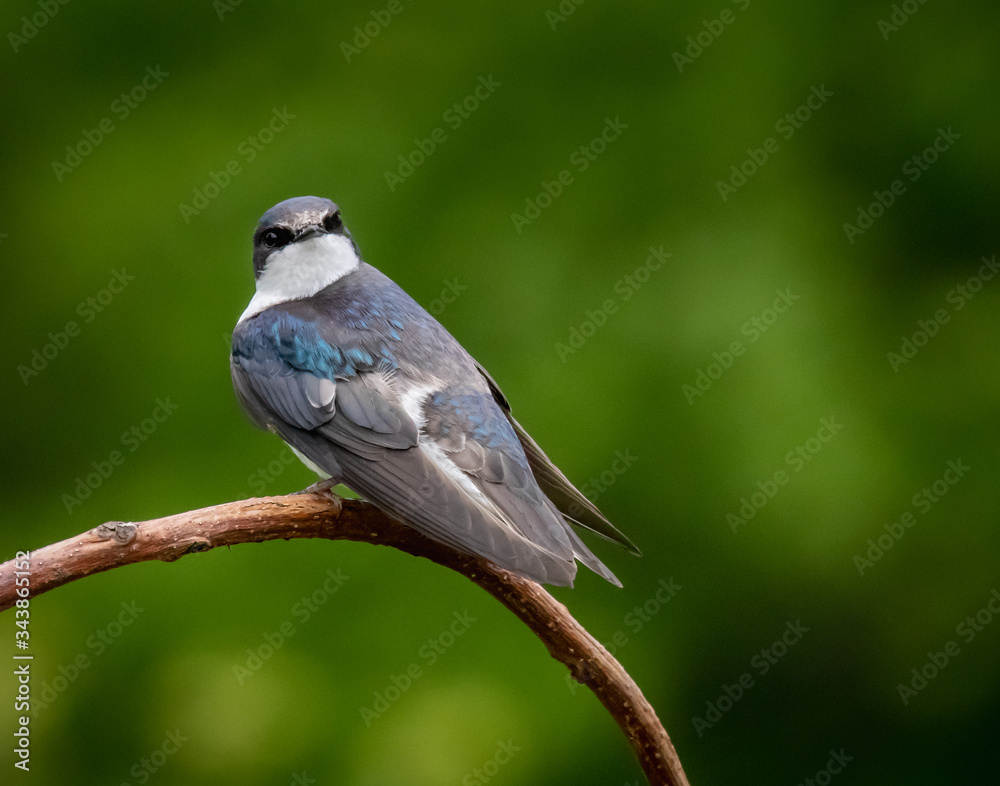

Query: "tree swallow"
left=231, top=196, right=639, bottom=586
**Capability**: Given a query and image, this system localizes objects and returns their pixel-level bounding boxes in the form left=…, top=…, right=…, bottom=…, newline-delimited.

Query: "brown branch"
left=0, top=493, right=690, bottom=786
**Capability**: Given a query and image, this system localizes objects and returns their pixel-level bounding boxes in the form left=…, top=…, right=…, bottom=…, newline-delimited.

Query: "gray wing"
left=475, top=362, right=641, bottom=556
left=232, top=329, right=584, bottom=584
left=421, top=389, right=623, bottom=586
left=231, top=352, right=337, bottom=431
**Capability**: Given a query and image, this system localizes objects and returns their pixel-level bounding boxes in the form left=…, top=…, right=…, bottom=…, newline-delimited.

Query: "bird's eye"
left=323, top=210, right=343, bottom=233
left=261, top=227, right=293, bottom=249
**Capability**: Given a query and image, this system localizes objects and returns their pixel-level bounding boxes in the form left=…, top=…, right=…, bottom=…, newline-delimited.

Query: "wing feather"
left=475, top=362, right=640, bottom=555
left=231, top=308, right=627, bottom=586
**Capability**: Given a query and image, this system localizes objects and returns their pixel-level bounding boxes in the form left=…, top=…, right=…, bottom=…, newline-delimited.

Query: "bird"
left=230, top=196, right=639, bottom=586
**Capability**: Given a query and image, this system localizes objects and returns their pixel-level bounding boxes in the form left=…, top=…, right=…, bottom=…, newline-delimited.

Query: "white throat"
left=238, top=233, right=360, bottom=324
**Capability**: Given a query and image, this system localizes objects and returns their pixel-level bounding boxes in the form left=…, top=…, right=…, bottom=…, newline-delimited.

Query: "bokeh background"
left=2, top=1, right=999, bottom=784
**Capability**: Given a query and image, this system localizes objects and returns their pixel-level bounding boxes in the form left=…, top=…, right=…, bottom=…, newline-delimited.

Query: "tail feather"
left=507, top=414, right=641, bottom=556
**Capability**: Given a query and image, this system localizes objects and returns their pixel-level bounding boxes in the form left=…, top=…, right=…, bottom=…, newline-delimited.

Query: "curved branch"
left=0, top=493, right=690, bottom=786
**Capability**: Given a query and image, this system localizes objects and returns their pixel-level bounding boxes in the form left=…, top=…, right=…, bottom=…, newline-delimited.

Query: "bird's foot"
left=295, top=478, right=339, bottom=498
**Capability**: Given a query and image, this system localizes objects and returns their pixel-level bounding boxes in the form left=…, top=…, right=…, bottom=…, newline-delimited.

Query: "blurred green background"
left=2, top=1, right=999, bottom=783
